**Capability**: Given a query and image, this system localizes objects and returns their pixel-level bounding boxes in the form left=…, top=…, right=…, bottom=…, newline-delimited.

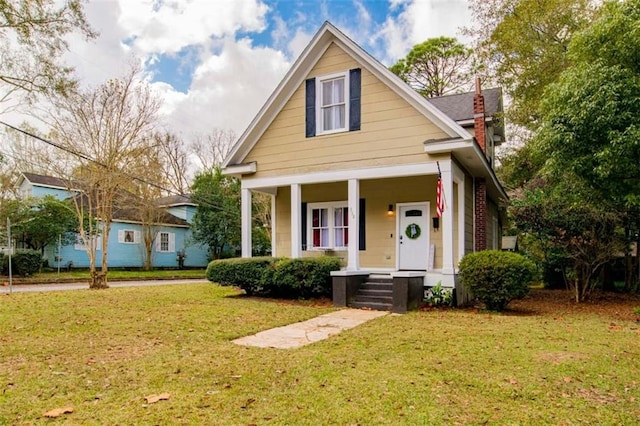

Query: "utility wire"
left=0, top=121, right=245, bottom=219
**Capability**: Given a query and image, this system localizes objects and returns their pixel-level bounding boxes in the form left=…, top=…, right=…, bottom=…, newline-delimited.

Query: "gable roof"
left=20, top=172, right=70, bottom=190
left=223, top=21, right=472, bottom=168
left=156, top=194, right=196, bottom=208
left=427, top=88, right=502, bottom=122
left=427, top=88, right=505, bottom=140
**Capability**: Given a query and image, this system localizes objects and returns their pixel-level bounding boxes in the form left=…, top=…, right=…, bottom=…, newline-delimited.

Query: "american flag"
left=436, top=170, right=445, bottom=218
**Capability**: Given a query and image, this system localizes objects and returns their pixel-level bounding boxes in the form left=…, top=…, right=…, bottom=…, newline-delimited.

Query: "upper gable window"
left=317, top=72, right=348, bottom=134
left=305, top=68, right=361, bottom=138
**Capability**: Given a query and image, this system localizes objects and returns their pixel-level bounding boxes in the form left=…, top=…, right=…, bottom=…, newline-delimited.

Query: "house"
left=16, top=172, right=210, bottom=269
left=221, top=22, right=508, bottom=306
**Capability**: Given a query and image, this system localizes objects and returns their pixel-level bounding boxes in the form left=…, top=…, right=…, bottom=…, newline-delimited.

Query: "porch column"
left=441, top=162, right=455, bottom=274
left=290, top=183, right=301, bottom=258
left=347, top=179, right=360, bottom=271
left=241, top=188, right=252, bottom=258
left=454, top=164, right=466, bottom=265
left=270, top=194, right=277, bottom=257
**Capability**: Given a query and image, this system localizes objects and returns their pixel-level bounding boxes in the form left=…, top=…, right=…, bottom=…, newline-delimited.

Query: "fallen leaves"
left=43, top=406, right=74, bottom=418
left=144, top=393, right=171, bottom=404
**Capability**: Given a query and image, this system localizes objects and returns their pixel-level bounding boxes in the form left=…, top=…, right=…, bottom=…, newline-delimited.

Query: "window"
left=155, top=232, right=175, bottom=253
left=118, top=229, right=140, bottom=244
left=160, top=233, right=169, bottom=252
left=317, top=72, right=348, bottom=133
left=74, top=233, right=102, bottom=251
left=305, top=69, right=361, bottom=137
left=308, top=202, right=348, bottom=249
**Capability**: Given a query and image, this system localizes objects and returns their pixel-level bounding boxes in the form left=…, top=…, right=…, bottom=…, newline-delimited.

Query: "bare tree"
left=156, top=132, right=191, bottom=194
left=47, top=67, right=160, bottom=288
left=190, top=128, right=236, bottom=171
left=0, top=0, right=96, bottom=112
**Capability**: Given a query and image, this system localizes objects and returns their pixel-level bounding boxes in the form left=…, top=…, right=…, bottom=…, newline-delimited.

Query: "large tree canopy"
left=0, top=0, right=95, bottom=109
left=190, top=168, right=242, bottom=260
left=1, top=195, right=77, bottom=253
left=390, top=36, right=474, bottom=97
left=467, top=0, right=596, bottom=127
left=507, top=0, right=640, bottom=295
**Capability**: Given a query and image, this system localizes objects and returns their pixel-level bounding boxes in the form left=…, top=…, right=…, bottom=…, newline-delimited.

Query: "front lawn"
left=1, top=285, right=639, bottom=424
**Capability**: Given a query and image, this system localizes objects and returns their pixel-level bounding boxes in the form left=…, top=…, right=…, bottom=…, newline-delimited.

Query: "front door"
left=398, top=203, right=430, bottom=270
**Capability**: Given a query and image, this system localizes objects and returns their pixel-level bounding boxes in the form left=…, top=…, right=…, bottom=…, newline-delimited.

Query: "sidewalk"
left=233, top=309, right=389, bottom=349
left=0, top=278, right=208, bottom=293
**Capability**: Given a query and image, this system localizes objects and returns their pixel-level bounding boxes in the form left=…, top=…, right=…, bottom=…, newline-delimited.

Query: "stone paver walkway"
left=233, top=309, right=389, bottom=349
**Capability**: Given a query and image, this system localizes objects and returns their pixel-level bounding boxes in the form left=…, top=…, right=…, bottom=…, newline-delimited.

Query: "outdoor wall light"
left=387, top=204, right=394, bottom=216
left=432, top=216, right=440, bottom=231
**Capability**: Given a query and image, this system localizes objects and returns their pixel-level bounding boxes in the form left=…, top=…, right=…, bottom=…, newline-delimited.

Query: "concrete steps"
left=349, top=275, right=393, bottom=311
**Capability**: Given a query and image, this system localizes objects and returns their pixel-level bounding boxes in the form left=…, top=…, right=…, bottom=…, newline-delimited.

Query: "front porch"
left=237, top=160, right=474, bottom=308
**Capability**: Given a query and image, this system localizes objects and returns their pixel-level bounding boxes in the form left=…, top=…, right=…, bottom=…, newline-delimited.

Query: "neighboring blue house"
left=16, top=172, right=210, bottom=269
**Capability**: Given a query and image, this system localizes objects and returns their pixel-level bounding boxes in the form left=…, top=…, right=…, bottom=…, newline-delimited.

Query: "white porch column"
left=441, top=161, right=455, bottom=274
left=454, top=163, right=466, bottom=266
left=270, top=194, right=277, bottom=257
left=290, top=183, right=301, bottom=258
left=347, top=179, right=360, bottom=271
left=241, top=188, right=252, bottom=258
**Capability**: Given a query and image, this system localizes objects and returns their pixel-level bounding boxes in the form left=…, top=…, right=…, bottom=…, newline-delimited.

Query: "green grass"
left=1, top=284, right=639, bottom=425
left=6, top=268, right=205, bottom=284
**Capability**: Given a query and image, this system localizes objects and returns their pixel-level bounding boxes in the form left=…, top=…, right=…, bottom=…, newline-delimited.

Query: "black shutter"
left=359, top=198, right=366, bottom=250
left=349, top=68, right=361, bottom=131
left=301, top=202, right=307, bottom=251
left=305, top=79, right=316, bottom=137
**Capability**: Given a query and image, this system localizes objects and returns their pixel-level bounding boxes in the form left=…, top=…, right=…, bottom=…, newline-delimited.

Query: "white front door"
left=398, top=203, right=430, bottom=270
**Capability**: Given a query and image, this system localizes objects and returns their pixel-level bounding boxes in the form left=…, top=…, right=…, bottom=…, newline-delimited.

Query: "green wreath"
left=405, top=223, right=421, bottom=240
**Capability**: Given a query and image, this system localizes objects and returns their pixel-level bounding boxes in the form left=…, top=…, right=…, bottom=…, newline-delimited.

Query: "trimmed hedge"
left=0, top=250, right=44, bottom=276
left=206, top=256, right=342, bottom=299
left=458, top=250, right=537, bottom=311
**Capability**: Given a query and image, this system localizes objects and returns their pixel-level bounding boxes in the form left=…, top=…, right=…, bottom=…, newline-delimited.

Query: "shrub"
left=206, top=256, right=342, bottom=299
left=206, top=257, right=276, bottom=296
left=4, top=250, right=44, bottom=277
left=271, top=257, right=342, bottom=299
left=458, top=250, right=537, bottom=311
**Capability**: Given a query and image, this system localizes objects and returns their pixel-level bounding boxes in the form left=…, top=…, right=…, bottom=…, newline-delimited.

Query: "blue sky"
left=57, top=0, right=471, bottom=142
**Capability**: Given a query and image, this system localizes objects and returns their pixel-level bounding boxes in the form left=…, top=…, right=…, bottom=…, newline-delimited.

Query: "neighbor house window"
left=118, top=229, right=140, bottom=244
left=308, top=202, right=348, bottom=249
left=155, top=232, right=175, bottom=253
left=160, top=233, right=169, bottom=251
left=74, top=234, right=102, bottom=251
left=317, top=71, right=349, bottom=134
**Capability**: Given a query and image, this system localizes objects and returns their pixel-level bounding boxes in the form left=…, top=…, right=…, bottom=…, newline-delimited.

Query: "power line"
left=0, top=121, right=243, bottom=218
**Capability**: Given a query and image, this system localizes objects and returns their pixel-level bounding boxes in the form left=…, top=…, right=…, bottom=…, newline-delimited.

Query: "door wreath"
left=405, top=223, right=421, bottom=240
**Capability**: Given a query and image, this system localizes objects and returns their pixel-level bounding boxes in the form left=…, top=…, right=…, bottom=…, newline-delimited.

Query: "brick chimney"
left=473, top=77, right=486, bottom=153
left=474, top=77, right=488, bottom=251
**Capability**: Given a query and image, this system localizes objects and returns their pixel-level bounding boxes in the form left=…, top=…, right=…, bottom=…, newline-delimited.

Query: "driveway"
left=0, top=278, right=209, bottom=294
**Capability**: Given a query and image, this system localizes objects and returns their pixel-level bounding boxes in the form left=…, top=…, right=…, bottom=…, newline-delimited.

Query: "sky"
left=49, top=0, right=473, bottom=146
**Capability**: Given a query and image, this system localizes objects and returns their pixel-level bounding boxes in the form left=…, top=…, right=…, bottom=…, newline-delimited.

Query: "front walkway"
left=232, top=309, right=389, bottom=349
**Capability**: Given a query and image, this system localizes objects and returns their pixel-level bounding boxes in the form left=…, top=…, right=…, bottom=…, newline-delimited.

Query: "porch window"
left=308, top=202, right=348, bottom=249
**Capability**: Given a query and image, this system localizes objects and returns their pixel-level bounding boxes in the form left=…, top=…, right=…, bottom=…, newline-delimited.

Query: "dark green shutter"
left=349, top=68, right=361, bottom=131
left=305, top=79, right=316, bottom=137
left=301, top=202, right=307, bottom=250
left=359, top=198, right=366, bottom=250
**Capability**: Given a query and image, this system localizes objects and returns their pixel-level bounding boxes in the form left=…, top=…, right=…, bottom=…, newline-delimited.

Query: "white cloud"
left=378, top=0, right=471, bottom=64
left=117, top=0, right=270, bottom=55
left=158, top=37, right=290, bottom=138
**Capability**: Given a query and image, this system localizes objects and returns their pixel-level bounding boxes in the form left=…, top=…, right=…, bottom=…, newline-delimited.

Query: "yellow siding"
left=243, top=42, right=449, bottom=179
